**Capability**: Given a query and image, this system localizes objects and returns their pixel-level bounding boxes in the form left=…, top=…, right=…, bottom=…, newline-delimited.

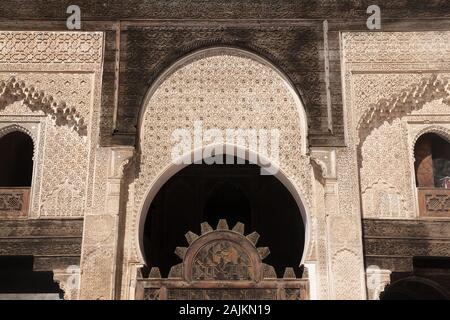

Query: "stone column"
left=303, top=147, right=368, bottom=300
left=327, top=148, right=367, bottom=300
left=78, top=147, right=134, bottom=300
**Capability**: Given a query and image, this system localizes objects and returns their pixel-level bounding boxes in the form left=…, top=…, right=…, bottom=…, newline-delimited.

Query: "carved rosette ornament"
left=135, top=220, right=309, bottom=300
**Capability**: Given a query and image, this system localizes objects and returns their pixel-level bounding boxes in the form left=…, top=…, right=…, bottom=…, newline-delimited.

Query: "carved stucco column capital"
left=108, top=146, right=135, bottom=180
left=53, top=266, right=80, bottom=300
left=310, top=147, right=337, bottom=181
left=366, top=266, right=391, bottom=300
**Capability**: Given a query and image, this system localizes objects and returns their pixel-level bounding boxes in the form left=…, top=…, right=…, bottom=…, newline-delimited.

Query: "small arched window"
left=414, top=133, right=450, bottom=189
left=0, top=131, right=34, bottom=187
left=0, top=130, right=34, bottom=218
left=415, top=132, right=450, bottom=218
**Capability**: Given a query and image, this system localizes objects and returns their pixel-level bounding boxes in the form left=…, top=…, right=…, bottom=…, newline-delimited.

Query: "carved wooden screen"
left=0, top=188, right=30, bottom=219
left=135, top=220, right=309, bottom=300
left=418, top=188, right=450, bottom=218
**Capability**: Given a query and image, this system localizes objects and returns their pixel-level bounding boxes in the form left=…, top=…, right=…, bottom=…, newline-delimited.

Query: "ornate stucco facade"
left=0, top=1, right=449, bottom=300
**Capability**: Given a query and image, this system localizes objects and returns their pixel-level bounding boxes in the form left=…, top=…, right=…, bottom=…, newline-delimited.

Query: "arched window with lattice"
left=414, top=133, right=450, bottom=218
left=0, top=130, right=33, bottom=218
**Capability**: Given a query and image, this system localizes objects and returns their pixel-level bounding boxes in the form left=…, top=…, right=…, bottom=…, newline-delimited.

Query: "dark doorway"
left=0, top=131, right=34, bottom=187
left=0, top=256, right=63, bottom=298
left=381, top=257, right=450, bottom=300
left=143, top=157, right=305, bottom=278
left=381, top=277, right=450, bottom=300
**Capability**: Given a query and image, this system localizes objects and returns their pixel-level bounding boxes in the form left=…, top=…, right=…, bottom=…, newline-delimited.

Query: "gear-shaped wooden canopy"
left=136, top=219, right=309, bottom=300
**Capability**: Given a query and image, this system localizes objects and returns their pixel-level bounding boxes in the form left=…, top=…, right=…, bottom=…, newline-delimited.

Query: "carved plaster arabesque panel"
left=342, top=31, right=450, bottom=220
left=311, top=177, right=329, bottom=299
left=78, top=147, right=134, bottom=300
left=362, top=180, right=405, bottom=219
left=130, top=48, right=312, bottom=262
left=0, top=103, right=45, bottom=218
left=0, top=73, right=93, bottom=218
left=342, top=32, right=450, bottom=65
left=357, top=83, right=450, bottom=219
left=340, top=30, right=450, bottom=300
left=359, top=116, right=413, bottom=219
left=0, top=76, right=89, bottom=134
left=331, top=249, right=363, bottom=300
left=0, top=32, right=103, bottom=65
left=0, top=31, right=104, bottom=219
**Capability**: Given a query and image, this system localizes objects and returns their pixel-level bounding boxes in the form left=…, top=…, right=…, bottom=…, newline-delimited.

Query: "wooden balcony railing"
left=0, top=187, right=30, bottom=219
left=418, top=188, right=450, bottom=218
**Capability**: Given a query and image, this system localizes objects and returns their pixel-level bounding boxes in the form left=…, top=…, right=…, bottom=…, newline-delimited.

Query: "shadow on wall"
left=0, top=256, right=63, bottom=299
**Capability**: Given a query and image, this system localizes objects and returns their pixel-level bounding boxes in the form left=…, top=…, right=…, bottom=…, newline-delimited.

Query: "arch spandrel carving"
left=357, top=74, right=450, bottom=146
left=352, top=73, right=450, bottom=220
left=0, top=77, right=88, bottom=135
left=136, top=220, right=309, bottom=300
left=132, top=47, right=313, bottom=266
left=362, top=179, right=407, bottom=219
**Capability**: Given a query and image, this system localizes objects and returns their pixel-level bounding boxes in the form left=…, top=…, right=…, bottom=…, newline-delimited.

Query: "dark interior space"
left=380, top=257, right=450, bottom=300
left=381, top=277, right=449, bottom=300
left=0, top=131, right=33, bottom=187
left=143, top=157, right=305, bottom=278
left=0, top=256, right=62, bottom=296
left=413, top=256, right=450, bottom=270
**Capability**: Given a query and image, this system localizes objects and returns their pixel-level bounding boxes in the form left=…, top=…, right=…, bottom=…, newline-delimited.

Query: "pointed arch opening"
left=0, top=131, right=34, bottom=188
left=414, top=133, right=450, bottom=189
left=142, top=154, right=306, bottom=278
left=135, top=46, right=312, bottom=296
